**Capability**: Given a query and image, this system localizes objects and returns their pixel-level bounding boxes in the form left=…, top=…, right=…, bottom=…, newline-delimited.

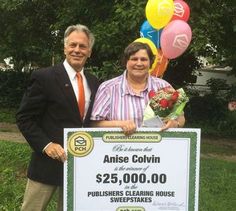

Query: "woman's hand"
left=91, top=120, right=137, bottom=136
left=120, top=120, right=137, bottom=136
left=160, top=115, right=185, bottom=131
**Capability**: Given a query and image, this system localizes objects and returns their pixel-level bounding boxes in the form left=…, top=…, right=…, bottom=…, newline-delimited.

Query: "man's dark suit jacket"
left=16, top=63, right=100, bottom=186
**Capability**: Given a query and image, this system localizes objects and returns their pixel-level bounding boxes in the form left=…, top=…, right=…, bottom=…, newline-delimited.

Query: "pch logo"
left=74, top=136, right=87, bottom=151
left=174, top=2, right=184, bottom=18
left=68, top=132, right=94, bottom=157
left=173, top=34, right=189, bottom=50
left=158, top=2, right=173, bottom=16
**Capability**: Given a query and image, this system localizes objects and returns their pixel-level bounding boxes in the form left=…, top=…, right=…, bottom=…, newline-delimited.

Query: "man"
left=16, top=24, right=100, bottom=211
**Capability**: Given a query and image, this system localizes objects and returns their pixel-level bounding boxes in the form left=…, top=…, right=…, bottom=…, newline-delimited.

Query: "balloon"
left=145, top=0, right=175, bottom=29
left=134, top=37, right=157, bottom=55
left=140, top=20, right=162, bottom=48
left=160, top=20, right=192, bottom=59
left=150, top=49, right=169, bottom=77
left=171, top=0, right=190, bottom=22
left=134, top=37, right=158, bottom=72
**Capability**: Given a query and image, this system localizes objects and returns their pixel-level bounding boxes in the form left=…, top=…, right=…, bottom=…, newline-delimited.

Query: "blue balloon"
left=140, top=20, right=162, bottom=49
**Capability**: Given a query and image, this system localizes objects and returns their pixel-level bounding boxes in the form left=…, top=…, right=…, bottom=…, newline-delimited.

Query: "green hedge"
left=185, top=94, right=236, bottom=137
left=0, top=70, right=235, bottom=137
left=185, top=94, right=228, bottom=123
left=0, top=70, right=31, bottom=108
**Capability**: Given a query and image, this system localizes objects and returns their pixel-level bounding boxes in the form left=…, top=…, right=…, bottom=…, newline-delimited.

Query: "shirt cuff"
left=42, top=142, right=52, bottom=153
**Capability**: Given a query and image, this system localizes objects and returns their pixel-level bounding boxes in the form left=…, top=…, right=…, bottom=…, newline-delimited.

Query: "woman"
left=91, top=42, right=185, bottom=135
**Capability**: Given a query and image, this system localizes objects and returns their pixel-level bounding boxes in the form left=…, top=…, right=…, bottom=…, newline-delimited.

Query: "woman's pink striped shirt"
left=91, top=71, right=171, bottom=127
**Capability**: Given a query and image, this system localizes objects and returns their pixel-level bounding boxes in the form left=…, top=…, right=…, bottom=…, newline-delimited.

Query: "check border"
left=64, top=128, right=200, bottom=211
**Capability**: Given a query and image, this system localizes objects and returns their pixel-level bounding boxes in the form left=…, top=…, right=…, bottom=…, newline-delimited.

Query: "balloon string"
left=162, top=59, right=169, bottom=78
left=165, top=59, right=169, bottom=70
left=156, top=53, right=163, bottom=77
left=156, top=67, right=160, bottom=78
left=157, top=30, right=160, bottom=47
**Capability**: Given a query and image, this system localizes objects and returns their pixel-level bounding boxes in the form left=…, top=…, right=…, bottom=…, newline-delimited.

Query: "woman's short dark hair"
left=122, top=42, right=155, bottom=68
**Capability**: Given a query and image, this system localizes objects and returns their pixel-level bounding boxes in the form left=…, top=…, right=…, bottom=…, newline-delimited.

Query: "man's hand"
left=44, top=142, right=67, bottom=162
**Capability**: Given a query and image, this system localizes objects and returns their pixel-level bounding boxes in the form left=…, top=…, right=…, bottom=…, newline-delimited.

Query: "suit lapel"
left=84, top=71, right=98, bottom=121
left=54, top=64, right=82, bottom=121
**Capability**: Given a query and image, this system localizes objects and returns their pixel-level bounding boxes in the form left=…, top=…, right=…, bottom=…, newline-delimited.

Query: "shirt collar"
left=147, top=74, right=154, bottom=92
left=121, top=70, right=149, bottom=97
left=63, top=59, right=85, bottom=81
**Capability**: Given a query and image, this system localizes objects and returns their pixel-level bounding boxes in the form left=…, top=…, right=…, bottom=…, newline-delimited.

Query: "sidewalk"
left=0, top=122, right=26, bottom=143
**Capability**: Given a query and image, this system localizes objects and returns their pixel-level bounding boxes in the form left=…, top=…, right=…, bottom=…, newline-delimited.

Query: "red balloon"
left=171, top=0, right=190, bottom=22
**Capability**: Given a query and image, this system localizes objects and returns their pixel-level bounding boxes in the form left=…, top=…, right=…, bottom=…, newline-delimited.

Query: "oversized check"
left=64, top=128, right=200, bottom=211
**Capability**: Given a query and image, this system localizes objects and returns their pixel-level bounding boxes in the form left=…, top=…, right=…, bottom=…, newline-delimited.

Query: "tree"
left=0, top=0, right=64, bottom=71
left=188, top=0, right=236, bottom=74
left=0, top=0, right=235, bottom=80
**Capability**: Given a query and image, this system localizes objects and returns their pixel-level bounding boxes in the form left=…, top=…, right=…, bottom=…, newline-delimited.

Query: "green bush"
left=185, top=81, right=236, bottom=138
left=185, top=94, right=228, bottom=123
left=0, top=70, right=31, bottom=108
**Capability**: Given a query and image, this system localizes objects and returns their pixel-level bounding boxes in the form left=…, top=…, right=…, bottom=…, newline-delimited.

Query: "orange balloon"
left=150, top=49, right=169, bottom=77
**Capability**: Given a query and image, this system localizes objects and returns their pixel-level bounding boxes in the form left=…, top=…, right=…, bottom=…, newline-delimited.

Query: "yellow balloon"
left=134, top=37, right=157, bottom=55
left=134, top=37, right=158, bottom=72
left=145, top=0, right=174, bottom=29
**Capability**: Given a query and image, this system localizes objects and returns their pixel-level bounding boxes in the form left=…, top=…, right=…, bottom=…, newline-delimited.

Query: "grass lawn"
left=0, top=141, right=57, bottom=210
left=199, top=158, right=236, bottom=211
left=0, top=107, right=17, bottom=123
left=0, top=140, right=235, bottom=210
